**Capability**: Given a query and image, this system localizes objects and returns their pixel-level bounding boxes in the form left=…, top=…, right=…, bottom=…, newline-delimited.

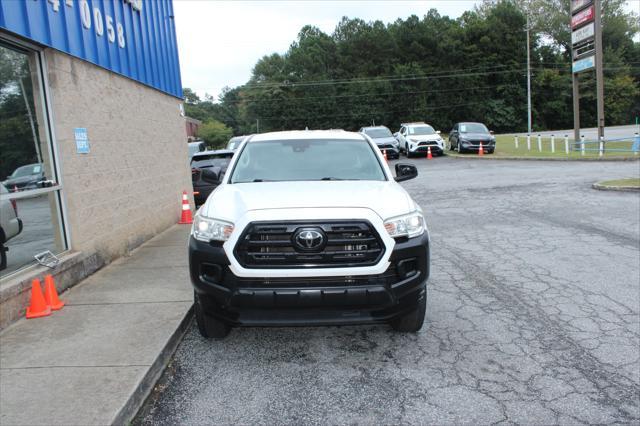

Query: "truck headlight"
left=192, top=215, right=234, bottom=242
left=384, top=211, right=425, bottom=239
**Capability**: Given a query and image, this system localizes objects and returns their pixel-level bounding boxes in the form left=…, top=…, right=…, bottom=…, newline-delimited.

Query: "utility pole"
left=594, top=0, right=605, bottom=142
left=256, top=119, right=260, bottom=133
left=526, top=13, right=532, bottom=136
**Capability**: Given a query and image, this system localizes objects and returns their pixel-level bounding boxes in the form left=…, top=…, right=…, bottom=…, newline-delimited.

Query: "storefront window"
left=0, top=41, right=66, bottom=277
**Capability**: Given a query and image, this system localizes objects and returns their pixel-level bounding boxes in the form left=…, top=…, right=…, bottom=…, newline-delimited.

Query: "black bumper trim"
left=189, top=231, right=430, bottom=326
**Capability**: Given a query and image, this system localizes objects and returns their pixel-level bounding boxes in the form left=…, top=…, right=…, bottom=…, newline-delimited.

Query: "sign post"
left=571, top=0, right=604, bottom=151
left=594, top=0, right=605, bottom=147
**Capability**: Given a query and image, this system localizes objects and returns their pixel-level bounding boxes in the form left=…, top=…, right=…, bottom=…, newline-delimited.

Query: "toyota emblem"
left=292, top=228, right=326, bottom=252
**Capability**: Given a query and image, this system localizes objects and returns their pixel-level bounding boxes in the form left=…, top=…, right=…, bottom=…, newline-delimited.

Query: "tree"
left=191, top=0, right=639, bottom=135
left=183, top=87, right=201, bottom=104
left=197, top=120, right=233, bottom=149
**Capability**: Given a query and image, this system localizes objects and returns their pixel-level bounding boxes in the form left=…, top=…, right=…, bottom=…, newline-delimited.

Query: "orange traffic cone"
left=44, top=274, right=64, bottom=310
left=383, top=150, right=388, bottom=162
left=26, top=279, right=51, bottom=319
left=178, top=191, right=193, bottom=224
left=427, top=146, right=433, bottom=160
left=478, top=142, right=484, bottom=157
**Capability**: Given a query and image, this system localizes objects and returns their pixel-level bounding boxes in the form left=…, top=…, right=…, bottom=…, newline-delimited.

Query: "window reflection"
left=0, top=43, right=55, bottom=191
left=1, top=42, right=64, bottom=277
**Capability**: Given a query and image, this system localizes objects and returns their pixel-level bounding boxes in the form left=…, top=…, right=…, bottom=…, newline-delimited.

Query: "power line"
left=213, top=83, right=523, bottom=106
left=248, top=100, right=497, bottom=122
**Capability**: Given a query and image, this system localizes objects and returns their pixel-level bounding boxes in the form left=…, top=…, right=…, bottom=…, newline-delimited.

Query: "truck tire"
left=194, top=292, right=231, bottom=339
left=390, top=289, right=426, bottom=332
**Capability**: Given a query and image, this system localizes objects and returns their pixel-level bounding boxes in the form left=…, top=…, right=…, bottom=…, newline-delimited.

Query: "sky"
left=173, top=0, right=639, bottom=100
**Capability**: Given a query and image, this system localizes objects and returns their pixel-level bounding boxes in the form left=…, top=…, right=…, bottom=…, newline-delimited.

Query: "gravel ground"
left=137, top=157, right=640, bottom=425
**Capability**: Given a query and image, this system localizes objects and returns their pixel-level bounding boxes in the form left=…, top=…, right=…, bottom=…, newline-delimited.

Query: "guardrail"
left=512, top=133, right=640, bottom=156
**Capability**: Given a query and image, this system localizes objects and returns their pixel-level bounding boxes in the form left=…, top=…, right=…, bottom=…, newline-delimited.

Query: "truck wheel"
left=194, top=292, right=231, bottom=339
left=391, top=289, right=426, bottom=332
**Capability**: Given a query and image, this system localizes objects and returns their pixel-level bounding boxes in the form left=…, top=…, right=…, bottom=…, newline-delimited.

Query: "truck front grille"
left=233, top=220, right=385, bottom=269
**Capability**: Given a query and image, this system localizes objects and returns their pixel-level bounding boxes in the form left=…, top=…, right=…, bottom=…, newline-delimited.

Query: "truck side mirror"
left=394, top=163, right=418, bottom=182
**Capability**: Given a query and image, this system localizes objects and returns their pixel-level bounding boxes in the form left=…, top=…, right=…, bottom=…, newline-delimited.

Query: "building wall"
left=46, top=48, right=192, bottom=260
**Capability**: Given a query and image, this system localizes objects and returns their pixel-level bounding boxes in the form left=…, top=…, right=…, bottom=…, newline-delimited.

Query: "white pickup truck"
left=189, top=130, right=430, bottom=338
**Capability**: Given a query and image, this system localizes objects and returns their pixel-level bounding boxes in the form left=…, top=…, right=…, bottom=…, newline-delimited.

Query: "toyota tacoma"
left=189, top=130, right=430, bottom=338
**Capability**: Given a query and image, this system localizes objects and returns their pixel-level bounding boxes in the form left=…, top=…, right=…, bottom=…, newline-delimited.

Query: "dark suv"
left=448, top=122, right=495, bottom=154
left=191, top=150, right=234, bottom=206
left=2, top=163, right=45, bottom=192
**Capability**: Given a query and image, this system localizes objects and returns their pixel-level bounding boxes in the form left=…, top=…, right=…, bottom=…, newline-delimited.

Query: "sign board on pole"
left=572, top=55, right=595, bottom=73
left=572, top=22, right=595, bottom=45
left=571, top=0, right=593, bottom=13
left=573, top=41, right=595, bottom=59
left=571, top=5, right=595, bottom=29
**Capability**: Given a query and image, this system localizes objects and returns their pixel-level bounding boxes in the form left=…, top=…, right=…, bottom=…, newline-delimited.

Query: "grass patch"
left=597, top=178, right=640, bottom=188
left=490, top=135, right=639, bottom=159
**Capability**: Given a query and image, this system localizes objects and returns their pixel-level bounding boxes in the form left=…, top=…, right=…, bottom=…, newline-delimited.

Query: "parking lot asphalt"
left=137, top=157, right=640, bottom=425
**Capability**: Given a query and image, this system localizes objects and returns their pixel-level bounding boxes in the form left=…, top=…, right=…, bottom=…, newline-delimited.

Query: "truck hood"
left=201, top=180, right=416, bottom=222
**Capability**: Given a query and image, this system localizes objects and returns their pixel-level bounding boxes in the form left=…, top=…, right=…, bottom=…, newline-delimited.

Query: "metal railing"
left=512, top=133, right=640, bottom=156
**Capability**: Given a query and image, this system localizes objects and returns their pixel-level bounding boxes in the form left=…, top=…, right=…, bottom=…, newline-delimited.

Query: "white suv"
left=395, top=122, right=444, bottom=157
left=189, top=130, right=430, bottom=338
left=0, top=184, right=23, bottom=271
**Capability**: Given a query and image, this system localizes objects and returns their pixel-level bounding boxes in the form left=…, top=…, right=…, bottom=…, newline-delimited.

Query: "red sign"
left=572, top=5, right=594, bottom=29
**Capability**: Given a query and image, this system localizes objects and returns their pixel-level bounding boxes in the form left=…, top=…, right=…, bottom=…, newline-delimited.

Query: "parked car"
left=0, top=184, right=23, bottom=271
left=189, top=130, right=429, bottom=338
left=359, top=126, right=400, bottom=159
left=226, top=136, right=249, bottom=151
left=2, top=163, right=45, bottom=192
left=448, top=122, right=495, bottom=154
left=188, top=141, right=206, bottom=161
left=191, top=150, right=234, bottom=206
left=394, top=122, right=444, bottom=157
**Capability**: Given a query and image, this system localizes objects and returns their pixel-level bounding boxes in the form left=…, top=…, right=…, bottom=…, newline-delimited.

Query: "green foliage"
left=197, top=120, right=233, bottom=149
left=186, top=0, right=639, bottom=134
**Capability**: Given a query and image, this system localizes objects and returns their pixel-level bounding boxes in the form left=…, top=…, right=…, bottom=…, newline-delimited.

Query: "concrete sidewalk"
left=0, top=225, right=193, bottom=425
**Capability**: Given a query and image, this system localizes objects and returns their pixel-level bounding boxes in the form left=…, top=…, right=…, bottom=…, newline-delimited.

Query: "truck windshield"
left=229, top=139, right=386, bottom=183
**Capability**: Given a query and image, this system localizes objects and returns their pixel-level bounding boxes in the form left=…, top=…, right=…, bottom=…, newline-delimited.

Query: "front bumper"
left=409, top=144, right=443, bottom=155
left=378, top=147, right=400, bottom=159
left=461, top=142, right=495, bottom=151
left=189, top=232, right=430, bottom=326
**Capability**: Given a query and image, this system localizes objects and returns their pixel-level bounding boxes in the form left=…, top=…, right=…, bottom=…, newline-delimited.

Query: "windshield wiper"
left=320, top=177, right=344, bottom=181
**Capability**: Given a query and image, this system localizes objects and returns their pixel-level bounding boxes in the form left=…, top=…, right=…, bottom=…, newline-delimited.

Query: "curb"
left=112, top=305, right=194, bottom=425
left=592, top=183, right=640, bottom=192
left=444, top=153, right=640, bottom=162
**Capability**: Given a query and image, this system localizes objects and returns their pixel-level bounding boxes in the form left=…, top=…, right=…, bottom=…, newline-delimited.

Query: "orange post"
left=478, top=142, right=484, bottom=157
left=26, top=279, right=51, bottom=319
left=178, top=190, right=193, bottom=224
left=427, top=146, right=433, bottom=160
left=44, top=274, right=65, bottom=311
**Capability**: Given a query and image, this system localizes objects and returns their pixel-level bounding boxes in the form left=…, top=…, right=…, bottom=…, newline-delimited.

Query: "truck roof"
left=250, top=130, right=363, bottom=142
